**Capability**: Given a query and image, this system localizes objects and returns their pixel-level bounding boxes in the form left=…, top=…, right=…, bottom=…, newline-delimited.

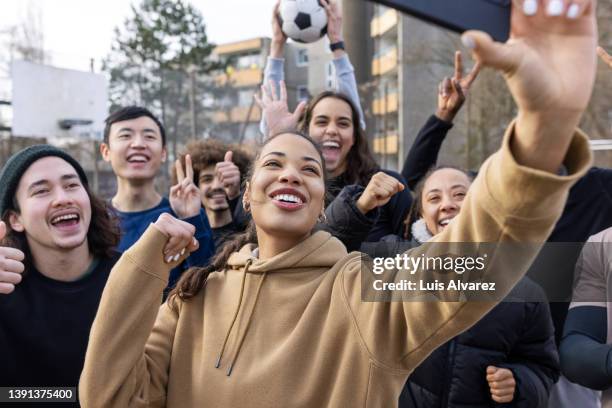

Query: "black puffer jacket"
left=398, top=276, right=559, bottom=408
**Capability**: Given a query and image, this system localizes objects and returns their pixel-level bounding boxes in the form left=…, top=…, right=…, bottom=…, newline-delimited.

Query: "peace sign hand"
left=170, top=154, right=202, bottom=219
left=436, top=51, right=482, bottom=123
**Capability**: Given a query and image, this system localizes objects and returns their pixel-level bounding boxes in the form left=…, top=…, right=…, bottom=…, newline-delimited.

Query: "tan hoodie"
left=80, top=125, right=591, bottom=407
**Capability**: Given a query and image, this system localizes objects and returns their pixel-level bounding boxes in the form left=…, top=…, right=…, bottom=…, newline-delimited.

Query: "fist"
left=153, top=213, right=199, bottom=264
left=0, top=221, right=25, bottom=295
left=356, top=172, right=404, bottom=214
left=215, top=151, right=241, bottom=200
left=486, top=366, right=516, bottom=403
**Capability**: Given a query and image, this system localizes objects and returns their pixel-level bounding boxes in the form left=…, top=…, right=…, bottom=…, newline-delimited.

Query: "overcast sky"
left=0, top=0, right=278, bottom=72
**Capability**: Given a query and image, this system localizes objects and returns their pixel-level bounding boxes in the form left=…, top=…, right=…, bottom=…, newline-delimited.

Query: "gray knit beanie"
left=0, top=145, right=88, bottom=216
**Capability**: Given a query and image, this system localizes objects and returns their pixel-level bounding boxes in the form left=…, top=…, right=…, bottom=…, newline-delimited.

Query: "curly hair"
left=171, top=139, right=253, bottom=187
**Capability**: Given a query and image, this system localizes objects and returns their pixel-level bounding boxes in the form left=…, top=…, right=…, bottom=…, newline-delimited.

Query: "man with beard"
left=0, top=145, right=120, bottom=404
left=173, top=139, right=251, bottom=250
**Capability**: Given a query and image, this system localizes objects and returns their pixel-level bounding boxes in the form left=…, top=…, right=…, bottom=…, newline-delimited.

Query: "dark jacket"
left=326, top=168, right=412, bottom=241
left=359, top=234, right=560, bottom=408
left=399, top=277, right=559, bottom=408
left=401, top=114, right=612, bottom=344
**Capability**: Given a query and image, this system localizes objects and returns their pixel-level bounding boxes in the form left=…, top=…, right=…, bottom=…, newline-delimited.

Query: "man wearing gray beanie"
left=0, top=145, right=120, bottom=404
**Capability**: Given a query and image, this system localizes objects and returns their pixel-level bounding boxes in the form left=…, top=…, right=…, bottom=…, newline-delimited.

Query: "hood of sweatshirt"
left=217, top=231, right=349, bottom=376
left=227, top=230, right=348, bottom=272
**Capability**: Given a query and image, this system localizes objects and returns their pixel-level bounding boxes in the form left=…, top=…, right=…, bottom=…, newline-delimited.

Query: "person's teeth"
left=51, top=214, right=78, bottom=224
left=274, top=194, right=302, bottom=204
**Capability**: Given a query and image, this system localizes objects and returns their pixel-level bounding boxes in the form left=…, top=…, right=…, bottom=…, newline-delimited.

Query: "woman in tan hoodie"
left=80, top=1, right=598, bottom=407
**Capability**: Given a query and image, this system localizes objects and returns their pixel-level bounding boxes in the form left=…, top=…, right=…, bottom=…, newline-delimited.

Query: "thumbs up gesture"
left=215, top=151, right=241, bottom=200
left=0, top=221, right=26, bottom=294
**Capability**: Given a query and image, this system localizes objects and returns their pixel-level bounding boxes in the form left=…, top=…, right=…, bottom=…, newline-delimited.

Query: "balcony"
left=370, top=9, right=398, bottom=37
left=215, top=67, right=262, bottom=88
left=212, top=106, right=262, bottom=124
left=372, top=47, right=398, bottom=76
left=372, top=132, right=399, bottom=155
left=372, top=92, right=399, bottom=115
left=214, top=38, right=263, bottom=56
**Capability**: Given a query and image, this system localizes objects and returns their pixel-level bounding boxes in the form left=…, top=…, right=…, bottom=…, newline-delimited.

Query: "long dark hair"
left=299, top=91, right=379, bottom=185
left=403, top=166, right=474, bottom=240
left=1, top=183, right=121, bottom=274
left=169, top=131, right=327, bottom=308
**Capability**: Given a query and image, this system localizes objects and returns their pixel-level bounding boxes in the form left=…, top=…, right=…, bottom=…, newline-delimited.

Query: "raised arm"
left=340, top=0, right=595, bottom=371
left=259, top=1, right=288, bottom=137
left=80, top=215, right=199, bottom=407
left=402, top=51, right=481, bottom=188
left=320, top=0, right=366, bottom=130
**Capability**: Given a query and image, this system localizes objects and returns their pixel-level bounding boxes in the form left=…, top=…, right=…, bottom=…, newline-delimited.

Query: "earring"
left=243, top=201, right=251, bottom=213
left=318, top=211, right=327, bottom=223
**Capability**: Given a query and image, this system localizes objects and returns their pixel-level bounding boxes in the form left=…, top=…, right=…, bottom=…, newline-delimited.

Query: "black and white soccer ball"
left=279, top=0, right=328, bottom=44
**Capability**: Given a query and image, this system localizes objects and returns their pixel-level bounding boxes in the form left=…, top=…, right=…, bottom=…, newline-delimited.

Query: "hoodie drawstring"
left=215, top=258, right=252, bottom=370
left=225, top=270, right=268, bottom=376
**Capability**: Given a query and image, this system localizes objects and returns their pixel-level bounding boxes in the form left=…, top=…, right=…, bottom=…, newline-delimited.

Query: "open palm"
left=468, top=1, right=597, bottom=115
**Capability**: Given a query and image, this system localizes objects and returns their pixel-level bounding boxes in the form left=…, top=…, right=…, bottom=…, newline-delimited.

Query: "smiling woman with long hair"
left=80, top=2, right=597, bottom=407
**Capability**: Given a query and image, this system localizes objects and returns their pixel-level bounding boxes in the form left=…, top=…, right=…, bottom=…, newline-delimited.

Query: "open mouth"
left=438, top=217, right=455, bottom=228
left=126, top=153, right=150, bottom=163
left=321, top=140, right=341, bottom=164
left=272, top=193, right=304, bottom=204
left=269, top=189, right=307, bottom=211
left=50, top=212, right=80, bottom=228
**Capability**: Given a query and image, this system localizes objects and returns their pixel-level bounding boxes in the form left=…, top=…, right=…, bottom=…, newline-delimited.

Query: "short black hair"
left=103, top=106, right=166, bottom=146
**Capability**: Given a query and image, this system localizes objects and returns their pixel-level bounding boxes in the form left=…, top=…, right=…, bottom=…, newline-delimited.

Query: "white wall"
left=11, top=60, right=108, bottom=140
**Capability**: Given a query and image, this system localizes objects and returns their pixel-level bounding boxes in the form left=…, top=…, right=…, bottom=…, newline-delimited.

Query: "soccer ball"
left=279, top=0, right=328, bottom=44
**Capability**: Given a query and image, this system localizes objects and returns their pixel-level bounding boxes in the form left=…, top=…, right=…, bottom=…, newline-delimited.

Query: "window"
left=296, top=49, right=309, bottom=67
left=297, top=86, right=310, bottom=103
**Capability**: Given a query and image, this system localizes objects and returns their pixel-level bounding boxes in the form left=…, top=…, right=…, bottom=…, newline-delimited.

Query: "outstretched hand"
left=436, top=51, right=482, bottom=123
left=255, top=80, right=306, bottom=138
left=0, top=221, right=25, bottom=295
left=170, top=154, right=202, bottom=219
left=356, top=172, right=405, bottom=214
left=598, top=46, right=612, bottom=69
left=462, top=0, right=597, bottom=173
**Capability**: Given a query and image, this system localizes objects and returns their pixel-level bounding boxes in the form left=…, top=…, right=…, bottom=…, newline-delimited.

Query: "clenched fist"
left=486, top=365, right=516, bottom=403
left=356, top=172, right=404, bottom=214
left=154, top=213, right=199, bottom=264
left=0, top=221, right=25, bottom=295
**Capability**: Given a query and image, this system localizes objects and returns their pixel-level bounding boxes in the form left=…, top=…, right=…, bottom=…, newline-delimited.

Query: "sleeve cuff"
left=124, top=224, right=174, bottom=281
left=429, top=114, right=454, bottom=130
left=332, top=54, right=354, bottom=74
